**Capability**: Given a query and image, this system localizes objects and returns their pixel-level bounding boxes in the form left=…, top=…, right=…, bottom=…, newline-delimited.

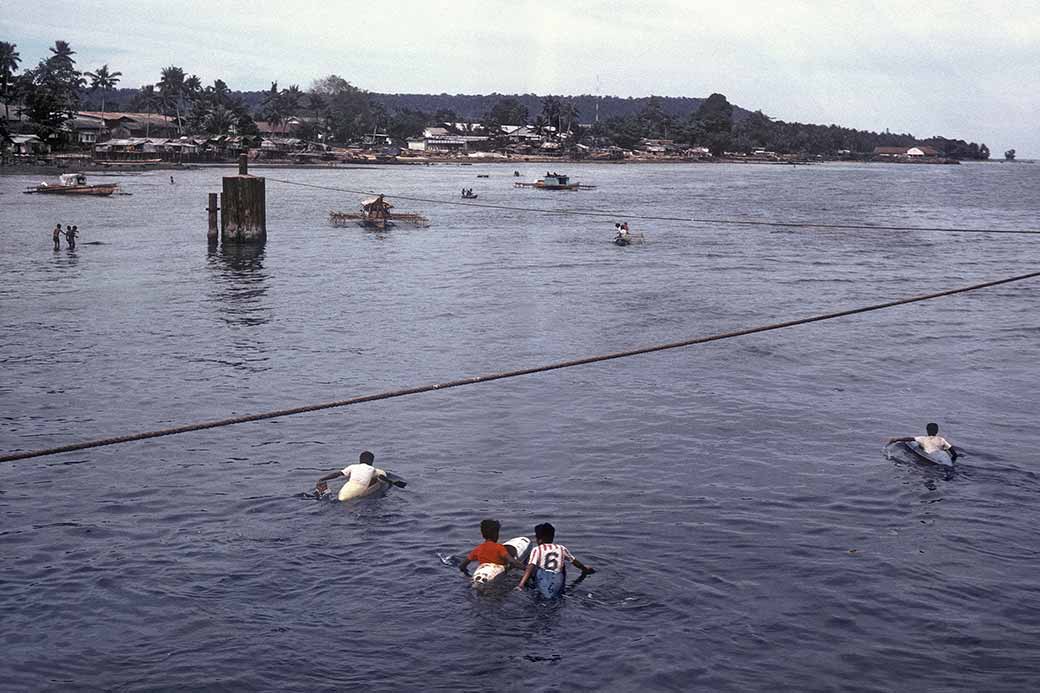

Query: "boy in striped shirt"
left=516, top=522, right=594, bottom=598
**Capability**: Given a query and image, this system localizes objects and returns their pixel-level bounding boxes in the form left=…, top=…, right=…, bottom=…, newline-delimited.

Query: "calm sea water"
left=2, top=161, right=1039, bottom=691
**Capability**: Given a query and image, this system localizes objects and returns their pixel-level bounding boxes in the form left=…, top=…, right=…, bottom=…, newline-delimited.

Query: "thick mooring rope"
left=2, top=270, right=1038, bottom=463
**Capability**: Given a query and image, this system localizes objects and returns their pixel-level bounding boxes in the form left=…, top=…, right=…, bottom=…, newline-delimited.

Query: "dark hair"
left=926, top=423, right=939, bottom=436
left=480, top=519, right=501, bottom=541
left=535, top=522, right=555, bottom=543
left=359, top=450, right=375, bottom=465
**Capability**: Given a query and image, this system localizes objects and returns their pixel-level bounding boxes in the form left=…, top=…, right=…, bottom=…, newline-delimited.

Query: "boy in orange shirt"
left=458, top=519, right=521, bottom=575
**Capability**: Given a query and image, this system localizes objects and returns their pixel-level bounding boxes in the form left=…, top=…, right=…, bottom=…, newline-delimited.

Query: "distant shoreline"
left=2, top=157, right=1027, bottom=177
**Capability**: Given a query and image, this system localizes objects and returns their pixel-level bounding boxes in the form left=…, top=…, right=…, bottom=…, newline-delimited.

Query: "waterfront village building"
left=407, top=123, right=491, bottom=153
left=872, top=145, right=942, bottom=159
left=906, top=146, right=941, bottom=158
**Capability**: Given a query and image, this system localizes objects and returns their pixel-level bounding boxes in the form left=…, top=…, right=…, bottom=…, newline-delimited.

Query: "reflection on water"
left=207, top=242, right=270, bottom=327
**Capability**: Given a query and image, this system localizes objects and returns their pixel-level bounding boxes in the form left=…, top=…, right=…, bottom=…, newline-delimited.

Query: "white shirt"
left=528, top=543, right=573, bottom=573
left=914, top=435, right=952, bottom=454
left=341, top=463, right=376, bottom=486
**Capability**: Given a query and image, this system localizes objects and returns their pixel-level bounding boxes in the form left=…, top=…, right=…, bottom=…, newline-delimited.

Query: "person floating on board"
left=52, top=223, right=62, bottom=250
left=888, top=423, right=959, bottom=460
left=64, top=224, right=78, bottom=250
left=314, top=450, right=396, bottom=498
left=515, top=522, right=594, bottom=597
left=458, top=519, right=522, bottom=575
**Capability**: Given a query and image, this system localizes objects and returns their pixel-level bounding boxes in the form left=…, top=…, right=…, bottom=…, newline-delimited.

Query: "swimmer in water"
left=888, top=422, right=960, bottom=460
left=314, top=450, right=405, bottom=498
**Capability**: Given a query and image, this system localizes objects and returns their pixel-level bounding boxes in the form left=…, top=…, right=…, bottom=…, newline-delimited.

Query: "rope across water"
left=3, top=270, right=1038, bottom=463
left=266, top=176, right=1040, bottom=235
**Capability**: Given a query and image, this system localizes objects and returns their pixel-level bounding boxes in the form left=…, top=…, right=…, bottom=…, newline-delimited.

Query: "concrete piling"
left=207, top=192, right=219, bottom=244
left=220, top=154, right=266, bottom=244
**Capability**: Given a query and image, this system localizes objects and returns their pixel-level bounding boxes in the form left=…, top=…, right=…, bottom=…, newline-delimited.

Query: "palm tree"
left=158, top=65, right=185, bottom=134
left=84, top=64, right=122, bottom=122
left=47, top=40, right=76, bottom=72
left=261, top=81, right=283, bottom=131
left=0, top=42, right=20, bottom=123
left=133, top=84, right=160, bottom=137
left=204, top=105, right=235, bottom=136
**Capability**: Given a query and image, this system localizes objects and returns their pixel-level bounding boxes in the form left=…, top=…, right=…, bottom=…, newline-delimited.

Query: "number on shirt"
left=543, top=551, right=560, bottom=571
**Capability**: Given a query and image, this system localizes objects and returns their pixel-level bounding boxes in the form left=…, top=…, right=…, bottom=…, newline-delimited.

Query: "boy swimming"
left=888, top=422, right=959, bottom=460
left=516, top=522, right=594, bottom=598
left=458, top=519, right=522, bottom=576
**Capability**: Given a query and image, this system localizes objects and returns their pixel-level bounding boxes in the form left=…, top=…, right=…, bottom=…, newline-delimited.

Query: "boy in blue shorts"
left=515, top=522, right=594, bottom=598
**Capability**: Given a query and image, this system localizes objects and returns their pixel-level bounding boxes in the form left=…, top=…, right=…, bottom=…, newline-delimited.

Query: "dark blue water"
left=2, top=161, right=1040, bottom=691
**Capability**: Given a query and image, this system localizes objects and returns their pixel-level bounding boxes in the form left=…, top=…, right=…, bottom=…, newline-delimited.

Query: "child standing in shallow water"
left=52, top=223, right=61, bottom=250
left=516, top=522, right=594, bottom=598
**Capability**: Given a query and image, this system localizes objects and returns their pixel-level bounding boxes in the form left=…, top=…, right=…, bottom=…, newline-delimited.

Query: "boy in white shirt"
left=888, top=422, right=959, bottom=460
left=314, top=450, right=404, bottom=499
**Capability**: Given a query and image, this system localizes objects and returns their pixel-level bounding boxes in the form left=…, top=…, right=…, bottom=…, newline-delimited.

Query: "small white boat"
left=24, top=173, right=118, bottom=196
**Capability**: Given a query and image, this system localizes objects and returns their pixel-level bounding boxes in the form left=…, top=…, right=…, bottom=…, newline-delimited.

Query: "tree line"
left=1, top=39, right=991, bottom=159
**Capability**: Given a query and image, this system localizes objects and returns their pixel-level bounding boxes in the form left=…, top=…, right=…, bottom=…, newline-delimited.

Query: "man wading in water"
left=52, top=223, right=62, bottom=250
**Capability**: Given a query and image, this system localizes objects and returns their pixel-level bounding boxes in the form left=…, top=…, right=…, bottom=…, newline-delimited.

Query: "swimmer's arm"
left=887, top=437, right=914, bottom=444
left=570, top=556, right=595, bottom=574
left=458, top=558, right=473, bottom=575
left=315, top=470, right=346, bottom=492
left=515, top=563, right=536, bottom=590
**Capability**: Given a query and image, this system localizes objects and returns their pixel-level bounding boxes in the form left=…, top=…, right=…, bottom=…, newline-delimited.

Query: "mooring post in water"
left=221, top=153, right=266, bottom=244
left=207, top=192, right=219, bottom=243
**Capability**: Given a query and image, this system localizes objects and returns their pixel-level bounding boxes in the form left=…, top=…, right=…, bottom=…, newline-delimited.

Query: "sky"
left=4, top=0, right=1039, bottom=156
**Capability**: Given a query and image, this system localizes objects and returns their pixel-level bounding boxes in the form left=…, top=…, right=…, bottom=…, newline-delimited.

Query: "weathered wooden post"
left=207, top=192, right=219, bottom=244
left=221, top=154, right=266, bottom=244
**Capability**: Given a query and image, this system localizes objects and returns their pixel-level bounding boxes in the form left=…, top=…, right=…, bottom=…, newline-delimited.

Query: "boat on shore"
left=514, top=172, right=595, bottom=191
left=23, top=173, right=118, bottom=196
left=93, top=159, right=162, bottom=168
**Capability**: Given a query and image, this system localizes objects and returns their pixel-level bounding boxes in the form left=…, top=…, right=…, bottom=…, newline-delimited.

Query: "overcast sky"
left=4, top=0, right=1038, bottom=156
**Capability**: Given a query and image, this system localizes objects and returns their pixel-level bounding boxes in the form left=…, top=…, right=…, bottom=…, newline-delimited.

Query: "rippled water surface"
left=2, top=162, right=1040, bottom=691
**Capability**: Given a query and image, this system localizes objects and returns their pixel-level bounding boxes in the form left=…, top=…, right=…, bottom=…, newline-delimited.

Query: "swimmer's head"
left=480, top=519, right=501, bottom=542
left=359, top=450, right=375, bottom=465
left=535, top=522, right=555, bottom=543
left=926, top=423, right=939, bottom=436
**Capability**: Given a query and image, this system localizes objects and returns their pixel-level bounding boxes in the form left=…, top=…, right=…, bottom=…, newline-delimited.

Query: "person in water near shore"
left=64, top=224, right=78, bottom=250
left=314, top=450, right=386, bottom=496
left=52, top=223, right=62, bottom=250
left=516, top=522, right=594, bottom=595
left=459, top=519, right=522, bottom=575
left=888, top=423, right=959, bottom=460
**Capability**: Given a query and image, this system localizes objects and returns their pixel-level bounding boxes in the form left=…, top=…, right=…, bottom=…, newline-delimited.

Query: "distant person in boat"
left=888, top=423, right=959, bottom=460
left=516, top=523, right=594, bottom=594
left=314, top=450, right=386, bottom=496
left=52, top=223, right=62, bottom=250
left=64, top=224, right=78, bottom=250
left=458, top=519, right=522, bottom=575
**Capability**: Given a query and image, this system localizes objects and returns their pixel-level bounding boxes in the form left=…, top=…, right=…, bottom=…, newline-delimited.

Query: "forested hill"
left=366, top=93, right=752, bottom=124
left=98, top=88, right=745, bottom=124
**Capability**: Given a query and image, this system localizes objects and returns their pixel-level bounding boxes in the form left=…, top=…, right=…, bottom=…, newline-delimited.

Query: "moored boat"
left=514, top=172, right=595, bottom=190
left=24, top=173, right=118, bottom=196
